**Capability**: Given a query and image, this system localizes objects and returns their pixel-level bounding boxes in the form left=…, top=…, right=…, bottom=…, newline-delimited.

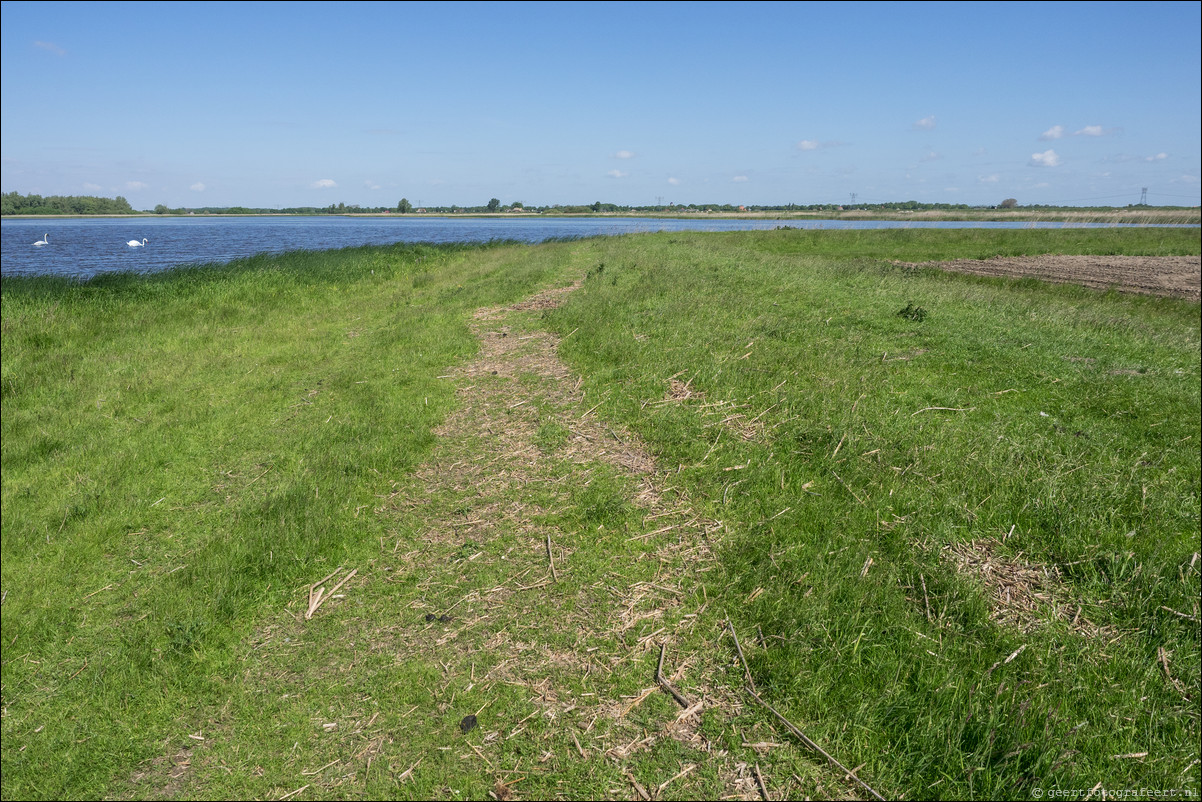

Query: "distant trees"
left=487, top=198, right=501, bottom=212
left=397, top=198, right=413, bottom=214
left=1000, top=198, right=1018, bottom=208
left=1, top=192, right=136, bottom=216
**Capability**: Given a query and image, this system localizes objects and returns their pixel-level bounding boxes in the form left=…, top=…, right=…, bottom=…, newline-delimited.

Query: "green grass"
left=547, top=229, right=1201, bottom=798
left=2, top=228, right=1199, bottom=800
left=1, top=240, right=579, bottom=798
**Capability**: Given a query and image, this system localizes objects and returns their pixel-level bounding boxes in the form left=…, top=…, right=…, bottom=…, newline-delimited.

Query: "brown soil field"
left=897, top=254, right=1201, bottom=301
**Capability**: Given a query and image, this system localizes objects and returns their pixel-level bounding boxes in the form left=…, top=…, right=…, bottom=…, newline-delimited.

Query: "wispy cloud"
left=1074, top=125, right=1116, bottom=137
left=732, top=175, right=749, bottom=183
left=978, top=174, right=1000, bottom=183
left=364, top=180, right=381, bottom=190
left=614, top=150, right=635, bottom=159
left=190, top=182, right=206, bottom=192
left=667, top=177, right=681, bottom=186
left=83, top=182, right=102, bottom=192
left=1039, top=125, right=1064, bottom=141
left=1146, top=152, right=1167, bottom=161
left=125, top=181, right=149, bottom=191
left=796, top=139, right=844, bottom=151
left=34, top=40, right=66, bottom=56
left=1029, top=149, right=1061, bottom=167
left=920, top=151, right=941, bottom=163
left=913, top=115, right=937, bottom=130
left=311, top=178, right=337, bottom=189
left=606, top=169, right=628, bottom=179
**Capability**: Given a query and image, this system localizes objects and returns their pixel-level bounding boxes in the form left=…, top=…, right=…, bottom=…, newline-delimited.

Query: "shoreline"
left=4, top=209, right=1200, bottom=224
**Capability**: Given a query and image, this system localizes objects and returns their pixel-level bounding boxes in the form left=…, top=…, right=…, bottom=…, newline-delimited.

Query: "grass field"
left=2, top=229, right=1199, bottom=800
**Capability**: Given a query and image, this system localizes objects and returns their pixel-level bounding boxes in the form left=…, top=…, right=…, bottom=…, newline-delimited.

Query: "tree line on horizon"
left=1, top=191, right=1190, bottom=217
left=1, top=192, right=136, bottom=216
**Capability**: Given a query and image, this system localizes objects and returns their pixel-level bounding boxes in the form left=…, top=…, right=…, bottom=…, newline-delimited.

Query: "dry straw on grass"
left=946, top=538, right=1115, bottom=639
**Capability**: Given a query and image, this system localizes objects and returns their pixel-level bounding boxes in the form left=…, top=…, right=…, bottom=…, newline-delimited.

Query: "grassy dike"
left=2, top=229, right=1199, bottom=800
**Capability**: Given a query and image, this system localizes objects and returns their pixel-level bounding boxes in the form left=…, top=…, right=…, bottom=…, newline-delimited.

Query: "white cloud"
left=913, top=115, right=937, bottom=130
left=606, top=169, right=628, bottom=179
left=364, top=180, right=381, bottom=190
left=1145, top=152, right=1168, bottom=161
left=1074, top=125, right=1104, bottom=136
left=125, top=181, right=149, bottom=191
left=944, top=187, right=960, bottom=193
left=920, top=151, right=941, bottom=162
left=1029, top=149, right=1061, bottom=167
left=83, top=182, right=102, bottom=192
left=667, top=177, right=681, bottom=186
left=311, top=178, right=337, bottom=189
left=1039, top=125, right=1064, bottom=141
left=797, top=139, right=846, bottom=151
left=732, top=175, right=749, bottom=183
left=190, top=182, right=206, bottom=192
left=34, top=40, right=65, bottom=56
left=978, top=174, right=1000, bottom=183
left=614, top=150, right=635, bottom=159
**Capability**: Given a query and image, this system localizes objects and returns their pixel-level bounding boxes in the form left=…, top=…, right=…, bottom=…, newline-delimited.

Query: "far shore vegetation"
left=3, top=190, right=1198, bottom=223
left=2, top=228, right=1198, bottom=800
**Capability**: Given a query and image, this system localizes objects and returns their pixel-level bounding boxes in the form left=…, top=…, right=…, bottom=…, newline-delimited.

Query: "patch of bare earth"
left=896, top=254, right=1201, bottom=301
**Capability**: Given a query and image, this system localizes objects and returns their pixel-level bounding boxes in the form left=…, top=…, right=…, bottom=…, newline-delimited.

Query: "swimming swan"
left=34, top=233, right=49, bottom=246
left=127, top=238, right=148, bottom=247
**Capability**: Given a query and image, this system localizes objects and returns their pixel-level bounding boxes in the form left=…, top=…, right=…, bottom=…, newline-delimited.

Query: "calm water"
left=1, top=215, right=1190, bottom=280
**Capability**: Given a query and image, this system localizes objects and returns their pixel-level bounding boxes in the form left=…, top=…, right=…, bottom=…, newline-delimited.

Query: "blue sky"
left=2, top=1, right=1199, bottom=209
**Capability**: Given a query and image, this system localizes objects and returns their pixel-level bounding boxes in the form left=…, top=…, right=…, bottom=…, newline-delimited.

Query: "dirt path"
left=129, top=279, right=864, bottom=801
left=898, top=254, right=1201, bottom=301
left=365, top=281, right=821, bottom=798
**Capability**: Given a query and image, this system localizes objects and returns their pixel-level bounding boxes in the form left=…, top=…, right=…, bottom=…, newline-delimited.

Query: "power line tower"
left=1140, top=187, right=1148, bottom=205
left=849, top=192, right=857, bottom=207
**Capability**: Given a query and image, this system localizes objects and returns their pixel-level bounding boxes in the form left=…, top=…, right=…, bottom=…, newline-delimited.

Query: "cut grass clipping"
left=2, top=228, right=1199, bottom=800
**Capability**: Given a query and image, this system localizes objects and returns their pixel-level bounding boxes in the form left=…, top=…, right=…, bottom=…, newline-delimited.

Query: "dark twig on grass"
left=727, top=620, right=885, bottom=801
left=728, top=619, right=757, bottom=692
left=831, top=472, right=866, bottom=506
left=921, top=573, right=933, bottom=622
left=910, top=406, right=975, bottom=416
left=545, top=534, right=558, bottom=582
left=625, top=771, right=651, bottom=801
left=754, top=762, right=771, bottom=801
left=656, top=643, right=691, bottom=708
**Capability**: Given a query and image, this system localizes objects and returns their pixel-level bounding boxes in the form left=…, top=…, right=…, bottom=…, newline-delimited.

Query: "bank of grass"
left=1, top=228, right=1199, bottom=800
left=0, top=240, right=582, bottom=798
left=547, top=229, right=1200, bottom=798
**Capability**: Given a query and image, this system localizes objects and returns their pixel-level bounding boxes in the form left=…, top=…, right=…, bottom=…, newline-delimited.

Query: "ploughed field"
left=904, top=253, right=1201, bottom=300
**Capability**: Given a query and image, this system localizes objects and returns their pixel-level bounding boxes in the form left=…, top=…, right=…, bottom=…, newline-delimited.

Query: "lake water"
left=1, top=215, right=1193, bottom=280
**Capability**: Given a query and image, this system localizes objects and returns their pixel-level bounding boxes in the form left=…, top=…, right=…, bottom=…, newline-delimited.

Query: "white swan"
left=34, top=233, right=49, bottom=246
left=127, top=238, right=147, bottom=247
